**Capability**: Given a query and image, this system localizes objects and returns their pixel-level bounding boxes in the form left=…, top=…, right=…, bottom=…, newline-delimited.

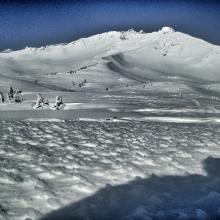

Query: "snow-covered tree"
left=7, top=85, right=14, bottom=101
left=13, top=90, right=23, bottom=102
left=0, top=91, right=4, bottom=103
left=33, top=93, right=45, bottom=108
left=54, top=96, right=63, bottom=109
left=6, top=85, right=23, bottom=103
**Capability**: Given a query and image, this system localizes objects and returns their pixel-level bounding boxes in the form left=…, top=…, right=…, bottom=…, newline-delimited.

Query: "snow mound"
left=160, top=26, right=175, bottom=34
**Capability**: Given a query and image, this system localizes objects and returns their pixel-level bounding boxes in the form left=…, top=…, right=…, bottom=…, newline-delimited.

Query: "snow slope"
left=0, top=27, right=220, bottom=96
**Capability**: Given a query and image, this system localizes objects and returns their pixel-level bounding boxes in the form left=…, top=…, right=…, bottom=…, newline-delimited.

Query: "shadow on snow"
left=41, top=156, right=220, bottom=220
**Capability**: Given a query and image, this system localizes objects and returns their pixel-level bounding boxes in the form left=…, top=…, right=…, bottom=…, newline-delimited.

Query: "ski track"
left=0, top=121, right=220, bottom=219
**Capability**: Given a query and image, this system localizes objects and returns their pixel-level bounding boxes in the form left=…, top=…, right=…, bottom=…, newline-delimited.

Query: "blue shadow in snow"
left=41, top=156, right=220, bottom=220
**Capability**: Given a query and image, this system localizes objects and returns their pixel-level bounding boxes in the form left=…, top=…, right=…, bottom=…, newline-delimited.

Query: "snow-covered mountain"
left=0, top=27, right=220, bottom=94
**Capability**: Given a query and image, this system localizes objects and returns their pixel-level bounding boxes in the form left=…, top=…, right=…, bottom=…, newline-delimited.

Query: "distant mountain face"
left=0, top=27, right=220, bottom=93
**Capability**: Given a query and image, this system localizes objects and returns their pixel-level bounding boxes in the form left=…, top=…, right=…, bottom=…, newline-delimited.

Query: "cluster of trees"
left=33, top=93, right=63, bottom=110
left=0, top=86, right=64, bottom=110
left=0, top=85, right=23, bottom=104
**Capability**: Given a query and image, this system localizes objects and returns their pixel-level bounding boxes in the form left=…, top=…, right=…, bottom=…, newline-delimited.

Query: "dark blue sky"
left=0, top=0, right=220, bottom=50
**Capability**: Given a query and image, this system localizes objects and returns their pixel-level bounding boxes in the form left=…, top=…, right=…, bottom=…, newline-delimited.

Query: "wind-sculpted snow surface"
left=0, top=121, right=220, bottom=219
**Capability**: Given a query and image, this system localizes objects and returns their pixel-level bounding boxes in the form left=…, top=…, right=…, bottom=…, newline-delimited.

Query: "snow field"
left=0, top=121, right=220, bottom=219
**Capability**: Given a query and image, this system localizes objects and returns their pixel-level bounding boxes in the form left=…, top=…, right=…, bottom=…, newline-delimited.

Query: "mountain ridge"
left=1, top=27, right=218, bottom=54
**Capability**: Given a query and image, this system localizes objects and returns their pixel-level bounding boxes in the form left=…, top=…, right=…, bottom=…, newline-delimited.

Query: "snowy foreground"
left=1, top=27, right=220, bottom=220
left=0, top=120, right=220, bottom=220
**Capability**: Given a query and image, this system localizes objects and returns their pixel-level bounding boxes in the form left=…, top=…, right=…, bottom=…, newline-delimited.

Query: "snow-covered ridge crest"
left=0, top=27, right=176, bottom=54
left=0, top=26, right=215, bottom=56
left=1, top=26, right=218, bottom=56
